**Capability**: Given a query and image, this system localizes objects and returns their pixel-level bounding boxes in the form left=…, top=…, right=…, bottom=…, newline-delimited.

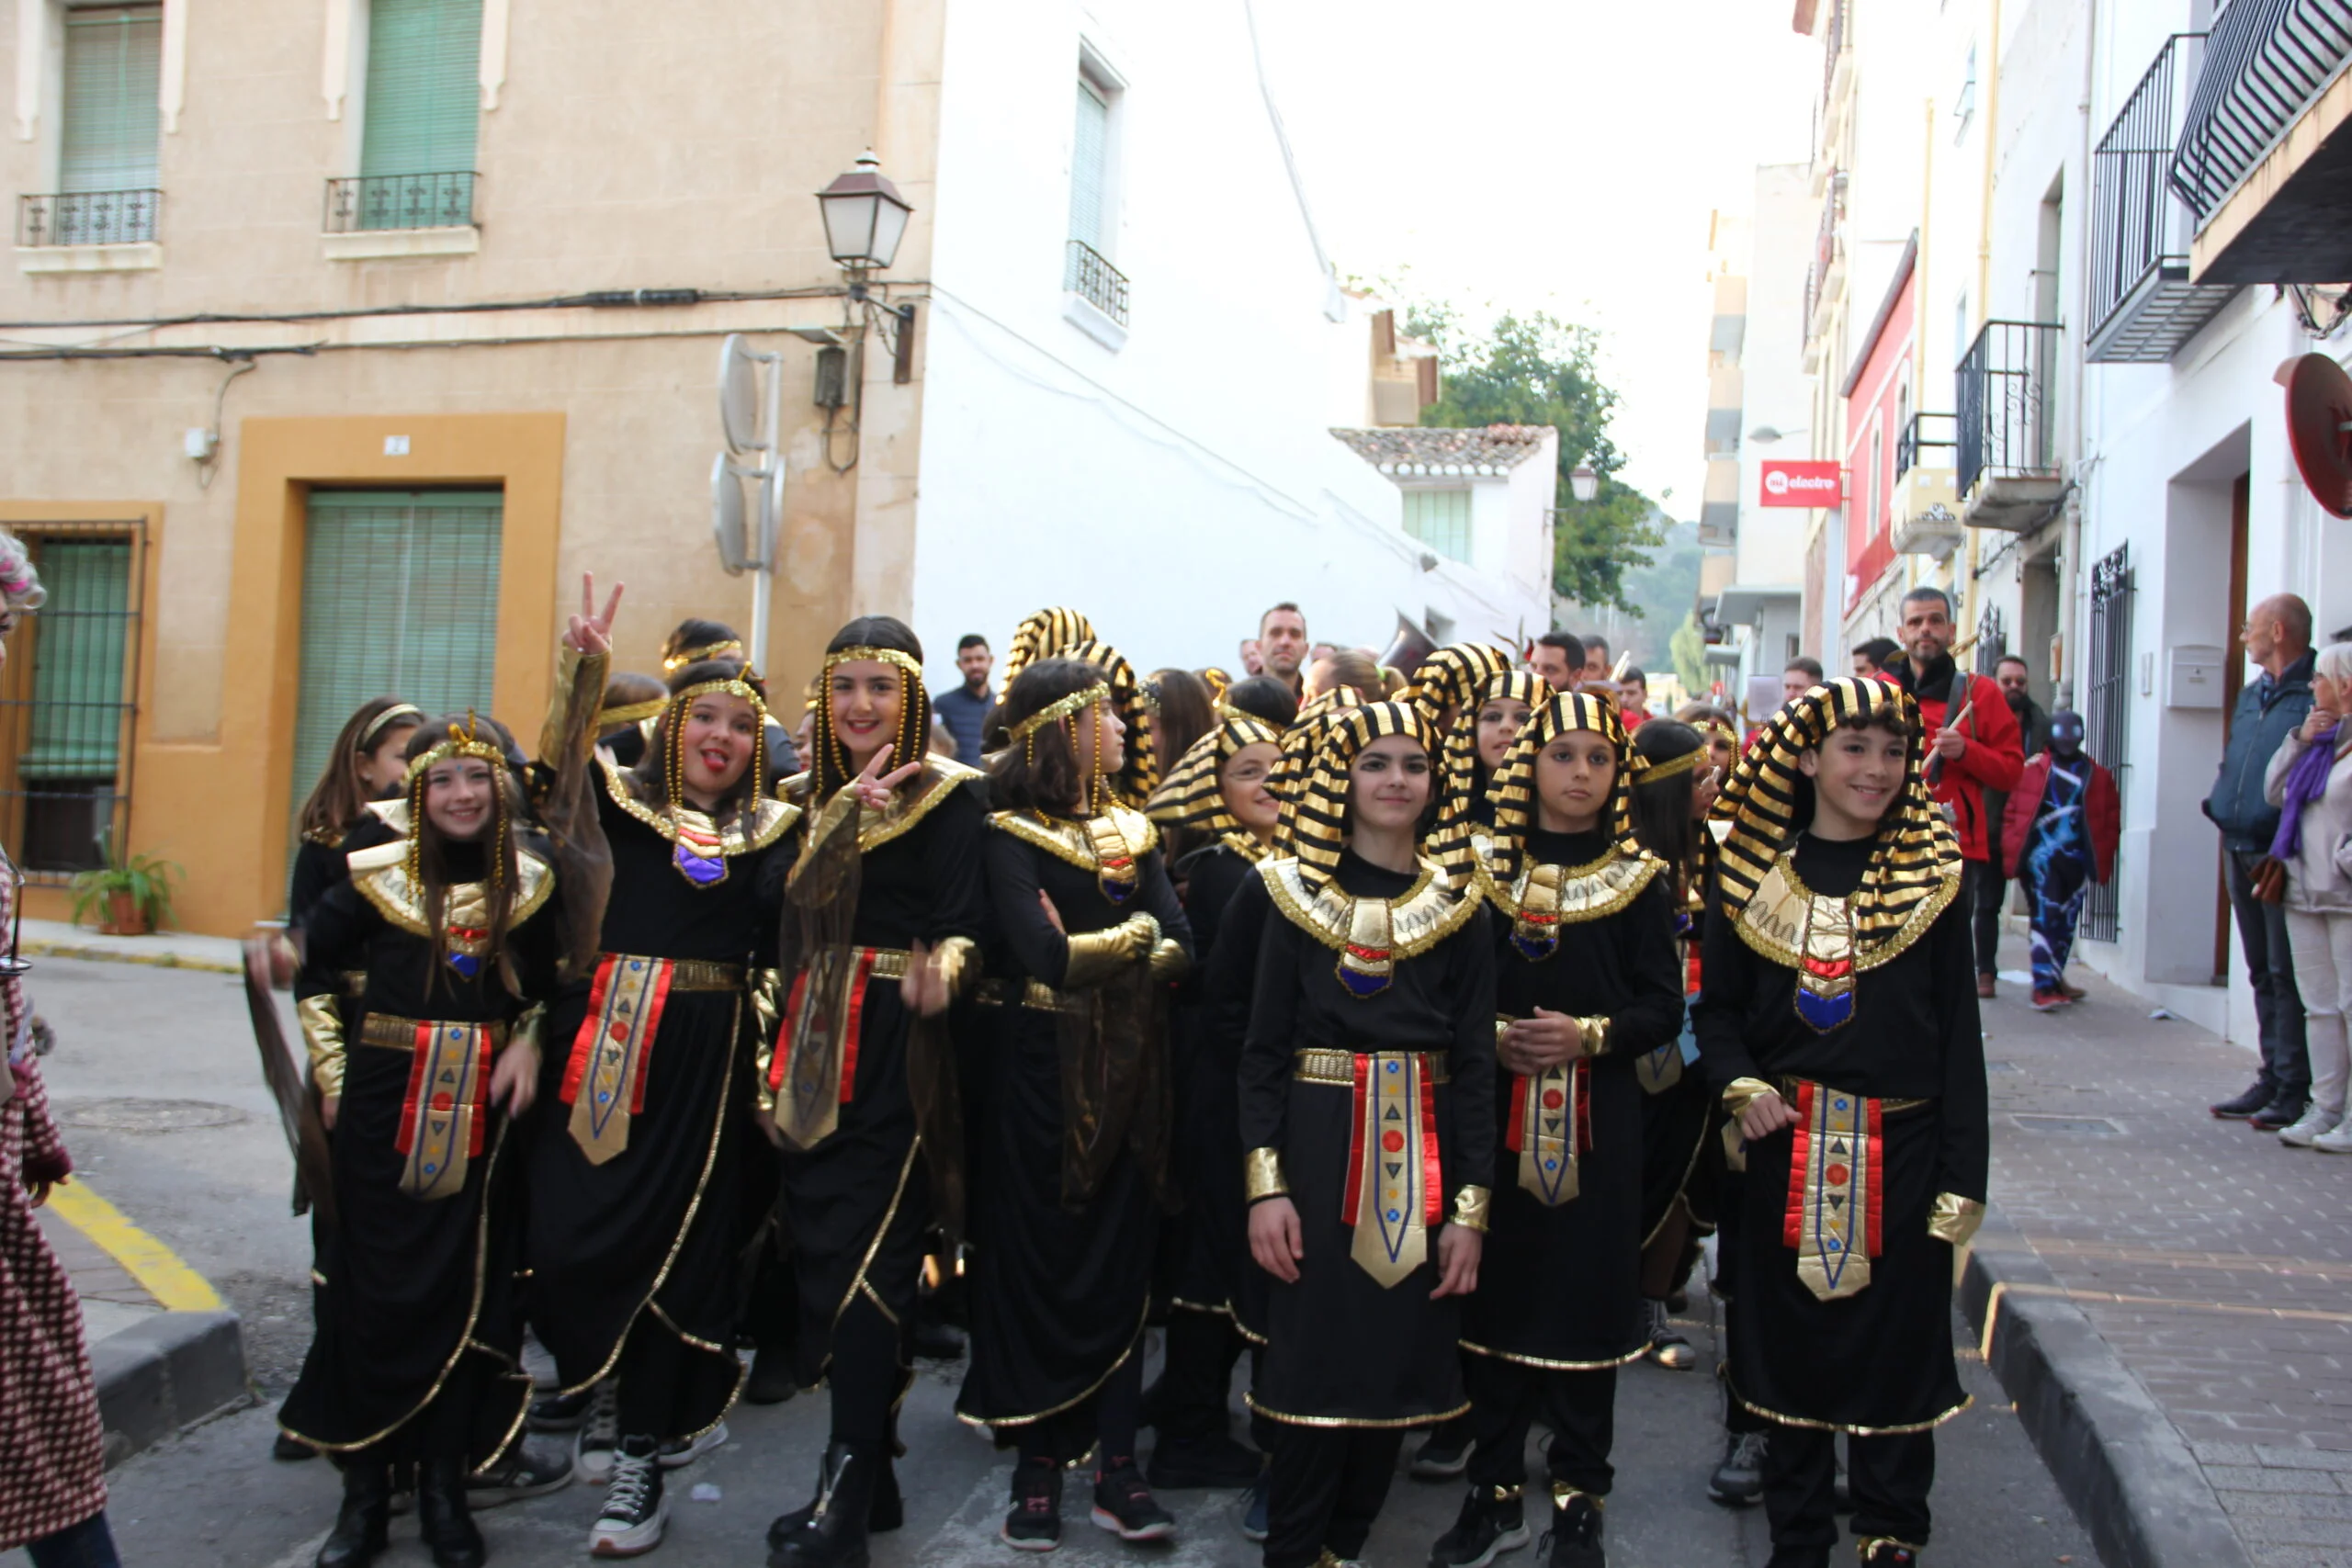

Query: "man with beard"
left=1531, top=631, right=1586, bottom=693
left=933, top=634, right=996, bottom=767
left=1976, top=656, right=2053, bottom=994
left=1260, top=603, right=1311, bottom=699
left=1885, top=588, right=2023, bottom=998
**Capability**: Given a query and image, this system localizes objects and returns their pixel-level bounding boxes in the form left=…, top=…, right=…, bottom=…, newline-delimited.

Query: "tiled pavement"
left=1986, top=938, right=2352, bottom=1566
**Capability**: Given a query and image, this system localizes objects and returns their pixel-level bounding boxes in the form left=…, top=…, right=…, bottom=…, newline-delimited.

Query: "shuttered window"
left=291, top=491, right=503, bottom=827
left=1069, top=77, right=1110, bottom=252
left=21, top=541, right=131, bottom=783
left=360, top=0, right=483, bottom=179
left=1404, top=489, right=1474, bottom=563
left=60, top=5, right=162, bottom=195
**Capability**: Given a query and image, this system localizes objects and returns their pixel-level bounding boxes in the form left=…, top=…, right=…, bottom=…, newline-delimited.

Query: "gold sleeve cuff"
left=1450, top=1185, right=1492, bottom=1234
left=1576, top=1016, right=1611, bottom=1058
left=1494, top=1014, right=1514, bottom=1041
left=1928, top=1192, right=1985, bottom=1247
left=786, top=783, right=865, bottom=906
left=750, top=967, right=786, bottom=1115
left=539, top=644, right=611, bottom=770
left=1062, top=913, right=1160, bottom=988
left=1721, top=1077, right=1779, bottom=1119
left=1148, top=937, right=1190, bottom=984
left=297, top=994, right=347, bottom=1100
left=933, top=936, right=978, bottom=1001
left=1244, top=1147, right=1288, bottom=1201
left=509, top=1001, right=546, bottom=1061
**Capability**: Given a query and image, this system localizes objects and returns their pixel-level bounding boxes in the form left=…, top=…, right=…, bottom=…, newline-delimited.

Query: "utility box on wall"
left=2165, top=645, right=2226, bottom=709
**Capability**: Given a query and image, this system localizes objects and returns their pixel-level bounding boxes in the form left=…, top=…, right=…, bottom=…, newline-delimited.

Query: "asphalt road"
left=10, top=957, right=2096, bottom=1567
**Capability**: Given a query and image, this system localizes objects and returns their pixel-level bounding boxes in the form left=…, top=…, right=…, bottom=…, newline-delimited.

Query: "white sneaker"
left=2278, top=1108, right=2341, bottom=1146
left=573, top=1381, right=619, bottom=1484
left=589, top=1439, right=668, bottom=1557
left=2313, top=1121, right=2352, bottom=1155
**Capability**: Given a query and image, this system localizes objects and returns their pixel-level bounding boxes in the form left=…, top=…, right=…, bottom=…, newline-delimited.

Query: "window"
left=5, top=527, right=142, bottom=875
left=1405, top=489, right=1475, bottom=563
left=1063, top=59, right=1128, bottom=328
left=333, top=0, right=482, bottom=231
left=45, top=4, right=163, bottom=245
left=1952, top=42, right=1977, bottom=137
left=1865, top=414, right=1883, bottom=539
left=291, top=491, right=503, bottom=834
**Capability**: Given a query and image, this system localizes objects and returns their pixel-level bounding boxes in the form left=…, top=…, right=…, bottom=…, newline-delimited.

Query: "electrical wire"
left=0, top=281, right=928, bottom=335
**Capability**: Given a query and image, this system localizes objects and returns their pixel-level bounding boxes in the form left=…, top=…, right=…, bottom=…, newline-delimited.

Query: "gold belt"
left=598, top=954, right=748, bottom=991
left=1294, top=1047, right=1451, bottom=1087
left=360, top=1013, right=511, bottom=1052
left=337, top=969, right=368, bottom=998
left=975, top=977, right=1083, bottom=1013
left=1775, top=1077, right=1929, bottom=1116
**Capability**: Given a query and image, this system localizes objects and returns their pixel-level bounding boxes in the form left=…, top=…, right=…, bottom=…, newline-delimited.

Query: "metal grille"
left=1974, top=605, right=2009, bottom=676
left=1896, top=411, right=1957, bottom=477
left=323, top=171, right=477, bottom=232
left=17, top=188, right=159, bottom=246
left=1065, top=239, right=1129, bottom=326
left=0, top=523, right=145, bottom=880
left=2083, top=544, right=2133, bottom=942
left=2170, top=0, right=2352, bottom=223
left=2091, top=36, right=2204, bottom=345
left=1957, top=321, right=2063, bottom=497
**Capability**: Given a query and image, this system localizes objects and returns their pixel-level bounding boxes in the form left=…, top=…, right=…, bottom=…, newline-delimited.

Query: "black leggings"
left=1014, top=1351, right=1144, bottom=1469
left=827, top=1292, right=903, bottom=1448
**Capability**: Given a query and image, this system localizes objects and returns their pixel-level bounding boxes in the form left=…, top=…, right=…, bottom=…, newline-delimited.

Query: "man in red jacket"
left=2001, top=712, right=2122, bottom=1010
left=1886, top=587, right=2025, bottom=996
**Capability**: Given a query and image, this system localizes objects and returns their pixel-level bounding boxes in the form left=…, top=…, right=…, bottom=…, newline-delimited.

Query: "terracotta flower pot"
left=98, top=890, right=151, bottom=937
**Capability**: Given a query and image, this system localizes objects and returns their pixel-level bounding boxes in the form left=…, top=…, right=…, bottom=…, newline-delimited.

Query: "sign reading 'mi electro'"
left=1758, top=460, right=1842, bottom=507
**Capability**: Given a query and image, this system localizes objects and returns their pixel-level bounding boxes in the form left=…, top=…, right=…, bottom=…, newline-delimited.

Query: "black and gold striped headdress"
left=1059, top=636, right=1159, bottom=807
left=811, top=643, right=929, bottom=804
left=1434, top=670, right=1548, bottom=840
left=1709, top=676, right=1960, bottom=949
left=1475, top=690, right=1641, bottom=887
left=1272, top=685, right=1364, bottom=843
left=1403, top=642, right=1517, bottom=733
left=998, top=606, right=1097, bottom=697
left=1147, top=714, right=1281, bottom=838
left=1285, top=701, right=1440, bottom=896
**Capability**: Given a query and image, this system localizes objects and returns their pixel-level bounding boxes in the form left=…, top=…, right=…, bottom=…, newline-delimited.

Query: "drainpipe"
left=2053, top=0, right=2100, bottom=710
left=1963, top=0, right=2003, bottom=657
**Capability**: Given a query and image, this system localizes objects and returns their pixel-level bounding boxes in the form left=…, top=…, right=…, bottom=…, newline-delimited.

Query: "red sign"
left=1759, top=459, right=1842, bottom=507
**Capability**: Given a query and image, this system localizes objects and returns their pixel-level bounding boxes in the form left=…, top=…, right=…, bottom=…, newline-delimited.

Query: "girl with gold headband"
left=957, top=657, right=1193, bottom=1551
left=282, top=709, right=566, bottom=1568
left=1690, top=677, right=1986, bottom=1568
left=1230, top=702, right=1495, bottom=1568
left=1424, top=692, right=1681, bottom=1568
left=656, top=616, right=800, bottom=784
left=763, top=616, right=989, bottom=1568
left=1138, top=714, right=1284, bottom=1493
left=521, top=585, right=805, bottom=1559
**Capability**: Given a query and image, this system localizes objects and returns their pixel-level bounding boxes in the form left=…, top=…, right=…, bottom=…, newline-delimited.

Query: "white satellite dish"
left=719, top=334, right=765, bottom=457
left=711, top=453, right=750, bottom=576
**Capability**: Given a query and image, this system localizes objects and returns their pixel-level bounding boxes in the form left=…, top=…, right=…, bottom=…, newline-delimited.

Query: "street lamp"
left=816, top=151, right=913, bottom=280
left=1747, top=424, right=1808, bottom=444
left=1569, top=465, right=1600, bottom=503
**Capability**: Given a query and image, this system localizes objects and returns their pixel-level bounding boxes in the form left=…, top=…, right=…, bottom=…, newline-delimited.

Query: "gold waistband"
left=1778, top=1077, right=1930, bottom=1116
left=337, top=969, right=368, bottom=998
left=358, top=1013, right=511, bottom=1052
left=974, top=976, right=1083, bottom=1013
left=602, top=954, right=748, bottom=991
left=1294, top=1048, right=1451, bottom=1088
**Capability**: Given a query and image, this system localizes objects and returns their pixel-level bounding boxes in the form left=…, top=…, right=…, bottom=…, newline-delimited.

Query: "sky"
left=1252, top=0, right=1820, bottom=516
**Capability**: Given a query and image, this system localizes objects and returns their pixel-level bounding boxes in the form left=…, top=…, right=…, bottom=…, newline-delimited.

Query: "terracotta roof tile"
left=1329, top=424, right=1552, bottom=476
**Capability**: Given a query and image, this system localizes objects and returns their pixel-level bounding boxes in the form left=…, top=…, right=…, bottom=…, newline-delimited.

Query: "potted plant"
left=68, top=836, right=182, bottom=936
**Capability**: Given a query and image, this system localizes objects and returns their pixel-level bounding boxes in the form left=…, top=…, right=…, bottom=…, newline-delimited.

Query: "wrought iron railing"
left=1973, top=605, right=2008, bottom=677
left=2170, top=0, right=2352, bottom=225
left=2092, top=35, right=2206, bottom=338
left=1821, top=0, right=1849, bottom=102
left=1065, top=240, right=1129, bottom=327
left=2083, top=544, right=2133, bottom=942
left=1956, top=321, right=2062, bottom=496
left=1803, top=171, right=1847, bottom=343
left=17, top=189, right=160, bottom=247
left=1895, top=412, right=1957, bottom=478
left=323, top=172, right=478, bottom=233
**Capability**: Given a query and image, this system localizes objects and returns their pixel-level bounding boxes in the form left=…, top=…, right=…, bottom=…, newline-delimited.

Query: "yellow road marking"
left=47, top=1179, right=223, bottom=1312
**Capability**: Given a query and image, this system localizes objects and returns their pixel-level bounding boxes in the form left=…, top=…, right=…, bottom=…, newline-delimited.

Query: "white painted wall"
left=908, top=0, right=1548, bottom=679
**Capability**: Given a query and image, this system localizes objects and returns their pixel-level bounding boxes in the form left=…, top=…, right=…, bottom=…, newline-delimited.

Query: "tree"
left=1404, top=304, right=1667, bottom=615
left=1668, top=608, right=1711, bottom=695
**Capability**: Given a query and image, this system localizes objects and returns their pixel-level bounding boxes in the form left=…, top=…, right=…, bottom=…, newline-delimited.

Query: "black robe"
left=956, top=812, right=1191, bottom=1447
left=1638, top=882, right=1717, bottom=1243
left=1464, top=829, right=1681, bottom=1369
left=1691, top=831, right=1988, bottom=1432
left=526, top=768, right=792, bottom=1438
left=1160, top=839, right=1262, bottom=1317
left=280, top=844, right=560, bottom=1464
left=1237, top=852, right=1497, bottom=1427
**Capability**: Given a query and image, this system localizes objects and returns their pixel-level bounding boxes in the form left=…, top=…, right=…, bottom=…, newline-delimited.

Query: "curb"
left=1958, top=1203, right=2253, bottom=1568
left=88, top=1309, right=251, bottom=1467
left=23, top=937, right=240, bottom=976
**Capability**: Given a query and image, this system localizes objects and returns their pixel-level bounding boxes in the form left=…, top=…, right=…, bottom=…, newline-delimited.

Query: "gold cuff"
left=750, top=966, right=785, bottom=1115
left=1494, top=1014, right=1513, bottom=1042
left=539, top=644, right=611, bottom=768
left=1721, top=1077, right=1780, bottom=1119
left=1450, top=1184, right=1492, bottom=1234
left=932, top=936, right=978, bottom=1000
left=1576, top=1015, right=1611, bottom=1058
left=1927, top=1192, right=1985, bottom=1247
left=1148, top=937, right=1190, bottom=984
left=1244, top=1147, right=1288, bottom=1202
left=297, top=994, right=347, bottom=1100
left=1062, top=913, right=1159, bottom=987
left=510, top=1001, right=545, bottom=1061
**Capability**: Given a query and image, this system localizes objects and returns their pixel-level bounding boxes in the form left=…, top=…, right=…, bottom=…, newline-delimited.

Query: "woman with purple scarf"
left=2264, top=641, right=2352, bottom=1151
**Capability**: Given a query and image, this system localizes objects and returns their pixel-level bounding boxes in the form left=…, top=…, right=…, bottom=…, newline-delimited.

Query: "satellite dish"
left=753, top=459, right=786, bottom=572
left=2282, top=352, right=2352, bottom=518
left=719, top=334, right=764, bottom=457
left=711, top=453, right=749, bottom=575
left=1375, top=613, right=1435, bottom=676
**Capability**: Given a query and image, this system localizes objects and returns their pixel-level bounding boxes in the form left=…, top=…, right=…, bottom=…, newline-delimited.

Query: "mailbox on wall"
left=2165, top=645, right=2225, bottom=710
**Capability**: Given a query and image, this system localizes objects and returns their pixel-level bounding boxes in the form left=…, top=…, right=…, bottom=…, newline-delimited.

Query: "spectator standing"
left=1978, top=655, right=2054, bottom=991
left=1851, top=637, right=1898, bottom=679
left=1259, top=604, right=1310, bottom=698
left=1619, top=665, right=1651, bottom=716
left=1885, top=587, right=2024, bottom=998
left=2261, top=640, right=2352, bottom=1149
left=2001, top=711, right=2120, bottom=1011
left=1530, top=631, right=1586, bottom=693
left=1582, top=636, right=1612, bottom=684
left=1238, top=639, right=1265, bottom=677
left=2207, top=594, right=2317, bottom=1129
left=1781, top=657, right=1825, bottom=705
left=932, top=633, right=996, bottom=767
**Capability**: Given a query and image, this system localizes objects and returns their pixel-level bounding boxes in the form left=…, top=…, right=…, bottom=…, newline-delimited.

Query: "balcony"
left=1891, top=412, right=1962, bottom=558
left=2088, top=34, right=2239, bottom=361
left=1698, top=457, right=1740, bottom=548
left=1802, top=172, right=1848, bottom=373
left=18, top=188, right=160, bottom=249
left=1704, top=363, right=1743, bottom=456
left=1065, top=240, right=1129, bottom=328
left=2169, top=0, right=2352, bottom=284
left=1957, top=322, right=2064, bottom=532
left=324, top=173, right=478, bottom=234
left=1818, top=0, right=1856, bottom=164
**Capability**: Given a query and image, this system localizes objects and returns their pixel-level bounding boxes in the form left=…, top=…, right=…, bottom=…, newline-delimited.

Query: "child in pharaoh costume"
left=1690, top=677, right=1988, bottom=1568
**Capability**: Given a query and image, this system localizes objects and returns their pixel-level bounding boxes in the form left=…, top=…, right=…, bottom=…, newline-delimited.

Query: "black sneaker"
left=1091, top=1460, right=1177, bottom=1542
left=1241, top=1475, right=1269, bottom=1542
left=2253, top=1096, right=2311, bottom=1132
left=1147, top=1430, right=1262, bottom=1489
left=1540, top=1487, right=1603, bottom=1568
left=1642, top=1299, right=1695, bottom=1371
left=2211, top=1083, right=2271, bottom=1119
left=529, top=1382, right=596, bottom=1432
left=1707, top=1431, right=1766, bottom=1506
left=469, top=1439, right=574, bottom=1507
left=273, top=1430, right=317, bottom=1462
left=1857, top=1540, right=1919, bottom=1566
left=1428, top=1483, right=1530, bottom=1568
left=1411, top=1419, right=1474, bottom=1480
left=1002, top=1459, right=1063, bottom=1551
left=589, top=1437, right=667, bottom=1558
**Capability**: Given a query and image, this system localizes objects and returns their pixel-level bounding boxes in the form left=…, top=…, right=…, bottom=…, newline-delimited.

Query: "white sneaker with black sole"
left=590, top=1438, right=668, bottom=1558
left=573, top=1381, right=620, bottom=1485
left=657, top=1421, right=727, bottom=1470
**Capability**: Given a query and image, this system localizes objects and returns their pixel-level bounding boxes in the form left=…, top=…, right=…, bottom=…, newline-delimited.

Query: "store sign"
left=1759, top=460, right=1842, bottom=507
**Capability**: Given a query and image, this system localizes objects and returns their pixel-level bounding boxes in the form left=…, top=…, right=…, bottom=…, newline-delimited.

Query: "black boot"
left=765, top=1447, right=902, bottom=1550
left=316, top=1461, right=391, bottom=1568
left=416, top=1456, right=487, bottom=1568
left=769, top=1439, right=880, bottom=1568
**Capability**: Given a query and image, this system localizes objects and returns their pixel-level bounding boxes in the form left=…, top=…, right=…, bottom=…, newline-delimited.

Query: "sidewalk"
left=1977, top=934, right=2352, bottom=1567
left=20, top=917, right=243, bottom=974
